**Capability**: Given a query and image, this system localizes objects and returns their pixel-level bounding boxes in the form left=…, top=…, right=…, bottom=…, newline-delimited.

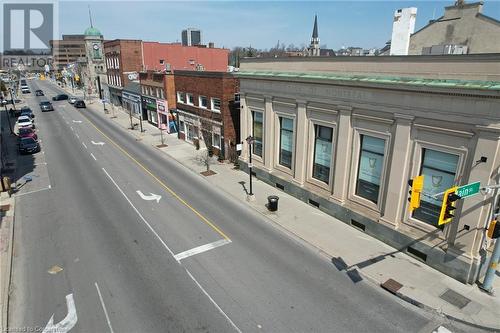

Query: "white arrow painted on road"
left=136, top=190, right=161, bottom=203
left=91, top=141, right=105, bottom=146
left=72, top=120, right=82, bottom=123
left=43, top=293, right=78, bottom=333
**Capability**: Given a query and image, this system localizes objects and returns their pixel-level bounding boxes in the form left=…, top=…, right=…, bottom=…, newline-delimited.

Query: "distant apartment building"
left=182, top=28, right=202, bottom=46
left=409, top=1, right=500, bottom=55
left=142, top=42, right=229, bottom=72
left=50, top=35, right=87, bottom=69
left=237, top=54, right=500, bottom=285
left=174, top=71, right=240, bottom=159
left=104, top=39, right=143, bottom=106
left=390, top=7, right=417, bottom=55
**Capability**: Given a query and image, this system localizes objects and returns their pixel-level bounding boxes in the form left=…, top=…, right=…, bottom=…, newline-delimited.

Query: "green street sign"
left=456, top=181, right=481, bottom=199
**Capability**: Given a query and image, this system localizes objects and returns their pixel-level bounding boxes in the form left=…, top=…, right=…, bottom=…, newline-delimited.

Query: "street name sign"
left=456, top=181, right=480, bottom=199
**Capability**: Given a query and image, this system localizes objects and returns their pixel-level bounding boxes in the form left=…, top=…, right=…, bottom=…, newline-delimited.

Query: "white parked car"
left=17, top=115, right=35, bottom=129
left=69, top=96, right=78, bottom=104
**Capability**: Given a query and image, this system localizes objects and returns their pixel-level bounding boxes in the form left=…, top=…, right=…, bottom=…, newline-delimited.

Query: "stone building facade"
left=409, top=1, right=500, bottom=55
left=237, top=55, right=500, bottom=284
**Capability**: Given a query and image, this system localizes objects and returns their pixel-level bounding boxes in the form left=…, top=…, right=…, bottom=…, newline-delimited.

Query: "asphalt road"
left=8, top=80, right=472, bottom=333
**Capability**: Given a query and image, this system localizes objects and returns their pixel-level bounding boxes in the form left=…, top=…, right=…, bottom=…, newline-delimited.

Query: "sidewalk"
left=0, top=108, right=18, bottom=332
left=67, top=85, right=500, bottom=330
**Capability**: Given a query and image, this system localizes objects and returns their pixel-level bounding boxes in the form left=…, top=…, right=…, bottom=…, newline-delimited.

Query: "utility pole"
left=245, top=136, right=254, bottom=197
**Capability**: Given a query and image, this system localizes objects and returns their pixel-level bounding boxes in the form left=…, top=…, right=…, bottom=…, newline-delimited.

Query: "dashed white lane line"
left=82, top=142, right=87, bottom=149
left=185, top=268, right=242, bottom=333
left=90, top=153, right=97, bottom=161
left=174, top=239, right=231, bottom=261
left=101, top=168, right=241, bottom=332
left=75, top=133, right=80, bottom=139
left=95, top=282, right=115, bottom=333
left=70, top=126, right=74, bottom=131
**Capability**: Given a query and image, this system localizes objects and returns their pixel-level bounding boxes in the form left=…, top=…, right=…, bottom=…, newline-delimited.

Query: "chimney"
left=208, top=42, right=214, bottom=48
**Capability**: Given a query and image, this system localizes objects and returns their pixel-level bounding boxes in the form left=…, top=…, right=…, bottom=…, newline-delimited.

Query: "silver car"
left=69, top=96, right=78, bottom=104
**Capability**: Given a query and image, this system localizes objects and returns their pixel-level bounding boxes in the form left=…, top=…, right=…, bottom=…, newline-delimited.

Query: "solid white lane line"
left=82, top=142, right=87, bottom=149
left=101, top=168, right=176, bottom=258
left=95, top=282, right=115, bottom=333
left=185, top=268, right=242, bottom=333
left=174, top=239, right=231, bottom=261
left=15, top=185, right=52, bottom=197
left=90, top=153, right=97, bottom=161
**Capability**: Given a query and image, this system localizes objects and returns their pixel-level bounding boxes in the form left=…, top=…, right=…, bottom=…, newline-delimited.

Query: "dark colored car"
left=18, top=127, right=38, bottom=141
left=35, top=90, right=44, bottom=96
left=18, top=137, right=40, bottom=154
left=74, top=100, right=86, bottom=108
left=40, top=101, right=54, bottom=112
left=20, top=107, right=35, bottom=120
left=52, top=94, right=69, bottom=101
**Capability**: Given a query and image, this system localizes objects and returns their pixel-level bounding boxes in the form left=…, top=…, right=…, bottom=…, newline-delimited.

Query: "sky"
left=58, top=0, right=500, bottom=50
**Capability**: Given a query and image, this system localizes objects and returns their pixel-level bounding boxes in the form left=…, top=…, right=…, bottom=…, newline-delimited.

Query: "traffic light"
left=408, top=175, right=424, bottom=212
left=438, top=186, right=460, bottom=226
left=487, top=220, right=500, bottom=239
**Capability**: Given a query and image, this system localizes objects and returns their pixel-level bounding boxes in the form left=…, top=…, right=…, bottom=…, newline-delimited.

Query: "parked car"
left=40, top=101, right=54, bottom=112
left=68, top=96, right=78, bottom=104
left=74, top=100, right=86, bottom=108
left=20, top=107, right=35, bottom=120
left=18, top=127, right=38, bottom=141
left=18, top=137, right=40, bottom=154
left=35, top=90, right=44, bottom=96
left=52, top=94, right=68, bottom=101
left=17, top=115, right=35, bottom=129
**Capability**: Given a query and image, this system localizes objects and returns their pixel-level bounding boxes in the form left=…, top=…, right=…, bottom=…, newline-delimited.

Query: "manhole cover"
left=439, top=289, right=471, bottom=309
left=381, top=278, right=403, bottom=294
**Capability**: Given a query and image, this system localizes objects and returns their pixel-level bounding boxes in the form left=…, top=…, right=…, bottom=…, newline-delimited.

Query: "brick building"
left=174, top=71, right=239, bottom=159
left=139, top=70, right=177, bottom=132
left=104, top=39, right=143, bottom=106
left=142, top=42, right=229, bottom=72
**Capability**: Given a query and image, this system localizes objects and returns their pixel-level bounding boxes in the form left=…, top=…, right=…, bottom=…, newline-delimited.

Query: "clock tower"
left=81, top=9, right=106, bottom=98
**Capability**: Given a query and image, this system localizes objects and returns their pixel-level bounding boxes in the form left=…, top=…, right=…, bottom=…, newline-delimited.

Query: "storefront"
left=122, top=88, right=142, bottom=120
left=157, top=100, right=168, bottom=131
left=142, top=96, right=158, bottom=126
left=108, top=86, right=122, bottom=107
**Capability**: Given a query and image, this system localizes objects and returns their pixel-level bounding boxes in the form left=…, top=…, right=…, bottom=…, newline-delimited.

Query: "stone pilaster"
left=292, top=100, right=308, bottom=185
left=331, top=107, right=352, bottom=203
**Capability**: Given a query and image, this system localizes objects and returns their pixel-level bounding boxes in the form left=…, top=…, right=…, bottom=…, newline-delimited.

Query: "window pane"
left=279, top=117, right=293, bottom=168
left=313, top=125, right=333, bottom=184
left=413, top=148, right=459, bottom=227
left=252, top=111, right=263, bottom=157
left=356, top=135, right=385, bottom=204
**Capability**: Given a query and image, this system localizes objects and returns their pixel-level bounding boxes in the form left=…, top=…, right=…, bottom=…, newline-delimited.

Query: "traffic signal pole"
left=481, top=234, right=500, bottom=293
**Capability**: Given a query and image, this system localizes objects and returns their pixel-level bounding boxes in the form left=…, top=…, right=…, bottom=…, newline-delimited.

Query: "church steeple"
left=312, top=14, right=318, bottom=39
left=308, top=15, right=320, bottom=56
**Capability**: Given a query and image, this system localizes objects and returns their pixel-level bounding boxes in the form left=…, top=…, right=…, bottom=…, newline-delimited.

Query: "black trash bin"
left=267, top=195, right=279, bottom=212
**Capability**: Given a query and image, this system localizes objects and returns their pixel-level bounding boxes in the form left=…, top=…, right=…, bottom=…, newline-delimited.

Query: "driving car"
left=35, top=89, right=44, bottom=96
left=18, top=137, right=40, bottom=154
left=18, top=127, right=38, bottom=141
left=21, top=87, right=30, bottom=94
left=74, top=100, right=86, bottom=108
left=52, top=94, right=69, bottom=101
left=69, top=96, right=78, bottom=104
left=17, top=116, right=35, bottom=129
left=40, top=101, right=54, bottom=112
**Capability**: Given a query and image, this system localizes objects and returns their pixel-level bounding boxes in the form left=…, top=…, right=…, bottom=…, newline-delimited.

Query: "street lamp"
left=246, top=135, right=254, bottom=197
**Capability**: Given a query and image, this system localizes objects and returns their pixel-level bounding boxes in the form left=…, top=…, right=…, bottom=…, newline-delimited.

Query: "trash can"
left=267, top=195, right=279, bottom=212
